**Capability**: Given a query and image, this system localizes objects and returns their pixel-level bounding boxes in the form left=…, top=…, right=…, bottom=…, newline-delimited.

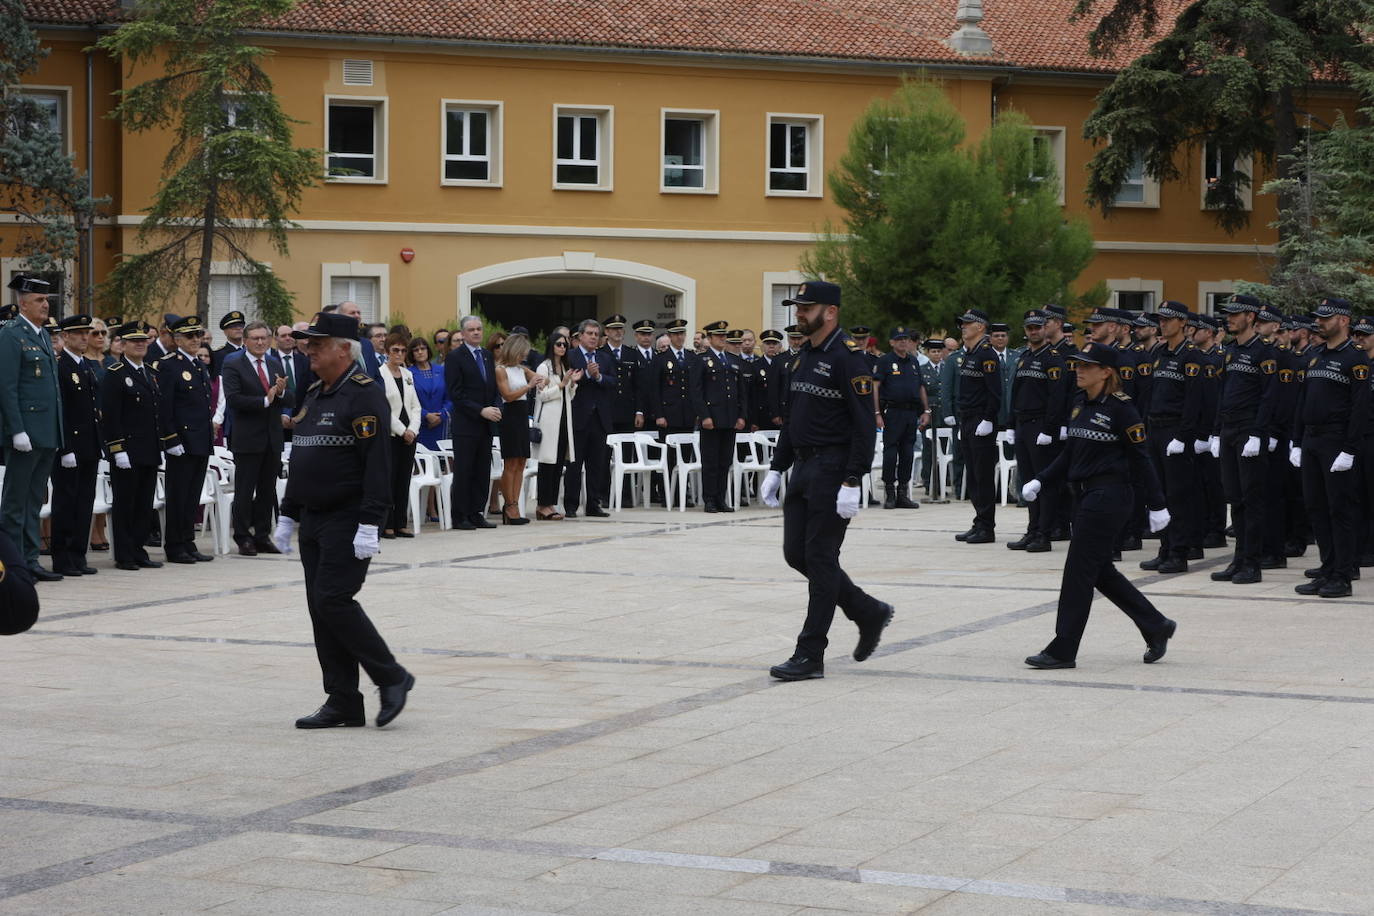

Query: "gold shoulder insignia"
left=1185, top=363, right=1200, bottom=377
left=844, top=339, right=859, bottom=350
left=1126, top=423, right=1146, bottom=444
left=350, top=372, right=373, bottom=384
left=1112, top=391, right=1131, bottom=401
left=1260, top=359, right=1277, bottom=375
left=352, top=415, right=378, bottom=438
left=851, top=375, right=873, bottom=396
left=1355, top=364, right=1370, bottom=381
left=108, top=362, right=124, bottom=371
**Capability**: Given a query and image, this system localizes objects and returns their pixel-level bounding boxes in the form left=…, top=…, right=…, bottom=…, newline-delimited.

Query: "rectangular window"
left=661, top=111, right=718, bottom=193
left=1115, top=290, right=1154, bottom=312
left=770, top=283, right=799, bottom=331
left=1115, top=153, right=1146, bottom=204
left=1029, top=127, right=1067, bottom=204
left=1203, top=141, right=1253, bottom=210
left=767, top=114, right=822, bottom=196
left=208, top=275, right=258, bottom=330
left=554, top=106, right=612, bottom=190
left=330, top=276, right=379, bottom=324
left=18, top=89, right=67, bottom=152
left=443, top=102, right=500, bottom=185
left=326, top=98, right=386, bottom=181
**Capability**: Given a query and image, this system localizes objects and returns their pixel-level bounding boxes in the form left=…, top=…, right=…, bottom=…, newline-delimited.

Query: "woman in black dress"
left=494, top=334, right=546, bottom=524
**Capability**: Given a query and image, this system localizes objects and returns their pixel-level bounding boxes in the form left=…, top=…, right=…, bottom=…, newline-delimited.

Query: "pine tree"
left=1074, top=0, right=1374, bottom=234
left=96, top=0, right=318, bottom=326
left=803, top=79, right=1097, bottom=335
left=0, top=0, right=104, bottom=300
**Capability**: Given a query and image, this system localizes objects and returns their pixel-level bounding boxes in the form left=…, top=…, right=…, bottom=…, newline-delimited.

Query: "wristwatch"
left=843, top=475, right=861, bottom=488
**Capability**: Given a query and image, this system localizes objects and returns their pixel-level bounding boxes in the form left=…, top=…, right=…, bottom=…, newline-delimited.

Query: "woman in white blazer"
left=532, top=334, right=583, bottom=520
left=381, top=332, right=423, bottom=537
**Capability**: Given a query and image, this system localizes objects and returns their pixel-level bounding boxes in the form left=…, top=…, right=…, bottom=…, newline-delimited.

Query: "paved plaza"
left=4, top=499, right=1374, bottom=915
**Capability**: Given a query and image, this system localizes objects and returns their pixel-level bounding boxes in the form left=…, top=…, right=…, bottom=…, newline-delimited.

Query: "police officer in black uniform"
left=779, top=325, right=805, bottom=418
left=211, top=309, right=246, bottom=378
left=954, top=308, right=1002, bottom=543
left=690, top=320, right=744, bottom=513
left=50, top=314, right=102, bottom=577
left=1283, top=314, right=1317, bottom=556
left=101, top=322, right=164, bottom=572
left=649, top=319, right=695, bottom=506
left=1190, top=313, right=1229, bottom=547
left=1291, top=297, right=1371, bottom=598
left=601, top=314, right=644, bottom=506
left=1210, top=294, right=1279, bottom=586
left=752, top=329, right=787, bottom=431
left=156, top=314, right=215, bottom=564
left=1021, top=342, right=1176, bottom=669
left=1350, top=314, right=1374, bottom=565
left=874, top=326, right=927, bottom=509
left=274, top=312, right=414, bottom=729
left=759, top=281, right=893, bottom=680
left=1007, top=309, right=1067, bottom=551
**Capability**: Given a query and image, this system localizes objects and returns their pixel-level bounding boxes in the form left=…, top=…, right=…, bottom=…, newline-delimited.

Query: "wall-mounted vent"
left=342, top=59, right=374, bottom=86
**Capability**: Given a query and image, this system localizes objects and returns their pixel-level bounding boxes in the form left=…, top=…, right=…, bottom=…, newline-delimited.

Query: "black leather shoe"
left=167, top=555, right=197, bottom=565
left=1360, top=554, right=1374, bottom=568
left=30, top=566, right=63, bottom=582
left=1259, top=555, right=1287, bottom=569
left=54, top=566, right=86, bottom=577
left=254, top=540, right=282, bottom=554
left=1139, top=555, right=1164, bottom=571
left=1120, top=536, right=1143, bottom=552
left=963, top=529, right=995, bottom=544
left=1304, top=567, right=1323, bottom=578
left=1025, top=652, right=1074, bottom=669
left=75, top=565, right=97, bottom=575
left=454, top=520, right=476, bottom=530
left=894, top=495, right=920, bottom=509
left=1295, top=578, right=1325, bottom=596
left=1049, top=528, right=1071, bottom=542
left=115, top=562, right=141, bottom=571
left=295, top=705, right=365, bottom=729
left=1210, top=563, right=1237, bottom=581
left=1144, top=619, right=1176, bottom=664
left=883, top=492, right=896, bottom=510
left=769, top=655, right=824, bottom=680
left=470, top=516, right=497, bottom=529
left=1284, top=541, right=1307, bottom=558
left=704, top=503, right=720, bottom=514
left=954, top=527, right=976, bottom=542
left=1025, top=537, right=1051, bottom=553
left=376, top=671, right=415, bottom=727
left=1230, top=565, right=1262, bottom=585
left=586, top=506, right=610, bottom=517
left=1157, top=557, right=1189, bottom=574
left=1203, top=533, right=1227, bottom=549
left=714, top=505, right=733, bottom=514
left=190, top=551, right=214, bottom=562
left=1187, top=547, right=1204, bottom=560
left=564, top=511, right=578, bottom=519
left=1319, top=579, right=1353, bottom=598
left=237, top=540, right=258, bottom=557
left=853, top=602, right=894, bottom=662
left=1007, top=533, right=1033, bottom=551
left=136, top=558, right=163, bottom=568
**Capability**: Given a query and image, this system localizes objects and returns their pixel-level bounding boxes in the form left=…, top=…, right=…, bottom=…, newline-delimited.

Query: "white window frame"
left=762, top=270, right=807, bottom=333
left=321, top=261, right=390, bottom=324
left=766, top=113, right=823, bottom=198
left=324, top=95, right=388, bottom=184
left=17, top=86, right=72, bottom=156
left=207, top=263, right=265, bottom=330
left=1201, top=142, right=1253, bottom=211
left=1112, top=150, right=1160, bottom=208
left=1107, top=277, right=1164, bottom=312
left=1030, top=125, right=1067, bottom=205
left=552, top=105, right=613, bottom=192
left=1198, top=281, right=1237, bottom=315
left=660, top=109, right=719, bottom=195
left=440, top=99, right=502, bottom=188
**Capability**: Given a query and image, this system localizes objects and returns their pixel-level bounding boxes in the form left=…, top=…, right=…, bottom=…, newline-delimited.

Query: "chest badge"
left=352, top=416, right=378, bottom=439
left=182, top=370, right=192, bottom=381
left=1070, top=406, right=1081, bottom=420
left=851, top=375, right=873, bottom=396
left=706, top=359, right=714, bottom=368
left=125, top=376, right=134, bottom=388
left=71, top=372, right=80, bottom=385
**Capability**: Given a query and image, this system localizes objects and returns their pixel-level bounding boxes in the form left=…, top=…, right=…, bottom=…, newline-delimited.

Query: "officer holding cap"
left=1007, top=309, right=1067, bottom=551
left=101, top=322, right=165, bottom=572
left=954, top=307, right=1002, bottom=543
left=156, top=314, right=215, bottom=564
left=874, top=326, right=928, bottom=509
left=273, top=312, right=414, bottom=729
left=50, top=314, right=102, bottom=577
left=0, top=275, right=63, bottom=581
left=760, top=281, right=893, bottom=681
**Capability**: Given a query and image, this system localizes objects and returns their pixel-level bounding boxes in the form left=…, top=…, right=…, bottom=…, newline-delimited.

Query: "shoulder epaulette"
left=108, top=361, right=124, bottom=371
left=307, top=379, right=323, bottom=391
left=349, top=372, right=373, bottom=385
left=844, top=339, right=859, bottom=350
left=1112, top=391, right=1131, bottom=401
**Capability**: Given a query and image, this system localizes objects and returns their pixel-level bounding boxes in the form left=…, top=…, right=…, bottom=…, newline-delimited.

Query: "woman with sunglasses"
left=85, top=318, right=112, bottom=383
left=381, top=332, right=423, bottom=537
left=532, top=335, right=582, bottom=520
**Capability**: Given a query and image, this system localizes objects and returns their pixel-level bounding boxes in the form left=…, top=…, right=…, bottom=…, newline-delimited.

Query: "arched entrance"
left=456, top=253, right=696, bottom=335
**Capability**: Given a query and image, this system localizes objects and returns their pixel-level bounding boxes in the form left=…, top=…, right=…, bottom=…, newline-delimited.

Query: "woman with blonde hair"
left=532, top=334, right=582, bottom=520
left=494, top=333, right=545, bottom=524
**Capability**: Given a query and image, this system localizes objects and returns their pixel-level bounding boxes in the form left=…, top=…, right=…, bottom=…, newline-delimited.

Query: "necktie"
left=256, top=357, right=271, bottom=393
left=281, top=354, right=295, bottom=390
left=474, top=347, right=487, bottom=381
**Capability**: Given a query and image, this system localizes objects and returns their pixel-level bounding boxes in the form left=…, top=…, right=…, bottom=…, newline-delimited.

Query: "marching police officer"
left=50, top=315, right=102, bottom=577
left=954, top=308, right=1002, bottom=543
left=156, top=315, right=215, bottom=564
left=101, top=322, right=165, bottom=572
left=875, top=326, right=928, bottom=509
left=211, top=309, right=247, bottom=377
left=759, top=281, right=893, bottom=680
left=1007, top=309, right=1067, bottom=552
left=1021, top=342, right=1176, bottom=669
left=752, top=329, right=787, bottom=430
left=690, top=320, right=745, bottom=513
left=273, top=312, right=414, bottom=729
left=1291, top=297, right=1370, bottom=598
left=1210, top=294, right=1279, bottom=585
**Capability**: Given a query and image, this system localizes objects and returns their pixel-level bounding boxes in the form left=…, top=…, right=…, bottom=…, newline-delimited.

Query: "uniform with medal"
left=100, top=322, right=165, bottom=571
left=50, top=315, right=103, bottom=576
left=156, top=314, right=215, bottom=563
left=689, top=321, right=744, bottom=513
left=954, top=309, right=1003, bottom=543
left=648, top=319, right=695, bottom=504
left=751, top=329, right=787, bottom=431
left=601, top=315, right=644, bottom=506
left=873, top=326, right=927, bottom=509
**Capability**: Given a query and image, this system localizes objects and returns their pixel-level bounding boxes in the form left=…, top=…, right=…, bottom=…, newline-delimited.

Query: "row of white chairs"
left=926, top=428, right=1019, bottom=505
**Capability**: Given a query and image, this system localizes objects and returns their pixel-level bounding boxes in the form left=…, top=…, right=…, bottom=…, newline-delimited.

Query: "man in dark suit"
left=147, top=314, right=176, bottom=363
left=101, top=322, right=164, bottom=572
left=223, top=321, right=293, bottom=555
left=274, top=324, right=311, bottom=440
left=565, top=318, right=616, bottom=517
left=211, top=310, right=246, bottom=378
left=156, top=314, right=215, bottom=564
left=445, top=314, right=502, bottom=529
left=50, top=315, right=102, bottom=577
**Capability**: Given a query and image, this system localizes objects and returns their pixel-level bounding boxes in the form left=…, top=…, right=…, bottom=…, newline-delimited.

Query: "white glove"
left=352, top=523, right=380, bottom=559
left=1148, top=508, right=1171, bottom=533
left=836, top=484, right=861, bottom=519
left=1022, top=479, right=1042, bottom=502
left=1036, top=433, right=1053, bottom=446
left=1166, top=439, right=1184, bottom=456
left=974, top=420, right=994, bottom=437
left=1241, top=436, right=1261, bottom=458
left=1059, top=426, right=1069, bottom=441
left=943, top=416, right=955, bottom=426
left=1268, top=437, right=1279, bottom=452
left=1193, top=439, right=1210, bottom=454
left=114, top=451, right=131, bottom=470
left=10, top=432, right=32, bottom=452
left=1209, top=436, right=1220, bottom=458
left=1289, top=446, right=1302, bottom=468
left=167, top=444, right=186, bottom=457
left=272, top=516, right=297, bottom=554
left=1004, top=429, right=1016, bottom=446
left=761, top=470, right=782, bottom=507
left=1331, top=451, right=1355, bottom=473
left=60, top=452, right=77, bottom=469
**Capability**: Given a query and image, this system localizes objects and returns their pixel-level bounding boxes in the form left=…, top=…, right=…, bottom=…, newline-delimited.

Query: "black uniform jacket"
left=1010, top=343, right=1067, bottom=430
left=58, top=350, right=102, bottom=461
left=156, top=348, right=214, bottom=456
left=1148, top=340, right=1206, bottom=444
left=770, top=328, right=876, bottom=481
left=1038, top=389, right=1165, bottom=510
left=1217, top=333, right=1278, bottom=440
left=690, top=348, right=744, bottom=429
left=649, top=348, right=695, bottom=429
left=957, top=336, right=1002, bottom=424
left=1291, top=338, right=1372, bottom=455
left=100, top=358, right=163, bottom=467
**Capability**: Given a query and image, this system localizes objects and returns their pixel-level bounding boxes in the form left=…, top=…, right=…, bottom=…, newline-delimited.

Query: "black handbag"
left=528, top=426, right=543, bottom=444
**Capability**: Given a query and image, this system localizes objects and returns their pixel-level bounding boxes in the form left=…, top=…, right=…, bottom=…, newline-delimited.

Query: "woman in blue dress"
left=407, top=337, right=450, bottom=450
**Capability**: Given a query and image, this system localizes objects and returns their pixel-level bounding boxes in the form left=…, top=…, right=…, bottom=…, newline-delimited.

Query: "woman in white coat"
left=381, top=332, right=423, bottom=537
left=533, top=334, right=583, bottom=520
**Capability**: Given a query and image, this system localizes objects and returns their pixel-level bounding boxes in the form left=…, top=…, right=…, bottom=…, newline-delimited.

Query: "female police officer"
left=1020, top=342, right=1177, bottom=669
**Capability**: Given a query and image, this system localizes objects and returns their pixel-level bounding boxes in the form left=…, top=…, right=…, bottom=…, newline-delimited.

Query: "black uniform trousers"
left=230, top=450, right=281, bottom=543
left=1301, top=434, right=1360, bottom=584
left=698, top=426, right=735, bottom=508
left=958, top=415, right=997, bottom=531
left=881, top=408, right=919, bottom=489
left=1285, top=453, right=1312, bottom=553
left=449, top=432, right=492, bottom=525
left=1148, top=419, right=1200, bottom=560
left=163, top=452, right=209, bottom=559
left=110, top=465, right=157, bottom=566
left=299, top=504, right=406, bottom=714
left=784, top=449, right=886, bottom=659
left=1045, top=482, right=1171, bottom=661
left=1013, top=417, right=1057, bottom=538
left=1263, top=442, right=1288, bottom=559
left=49, top=457, right=98, bottom=572
left=1218, top=428, right=1267, bottom=568
left=387, top=437, right=416, bottom=531
left=1359, top=434, right=1374, bottom=560
left=564, top=423, right=609, bottom=513
left=1201, top=449, right=1227, bottom=540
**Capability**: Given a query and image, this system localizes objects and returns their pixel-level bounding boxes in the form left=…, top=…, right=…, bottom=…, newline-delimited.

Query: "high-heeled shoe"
left=502, top=505, right=530, bottom=526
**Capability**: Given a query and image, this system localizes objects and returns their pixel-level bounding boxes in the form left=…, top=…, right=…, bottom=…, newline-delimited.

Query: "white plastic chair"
left=205, top=457, right=235, bottom=554
left=89, top=461, right=113, bottom=544
left=665, top=432, right=702, bottom=511
left=409, top=447, right=446, bottom=531
left=930, top=428, right=956, bottom=500
left=608, top=433, right=668, bottom=511
left=995, top=430, right=1016, bottom=505
left=729, top=432, right=770, bottom=510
